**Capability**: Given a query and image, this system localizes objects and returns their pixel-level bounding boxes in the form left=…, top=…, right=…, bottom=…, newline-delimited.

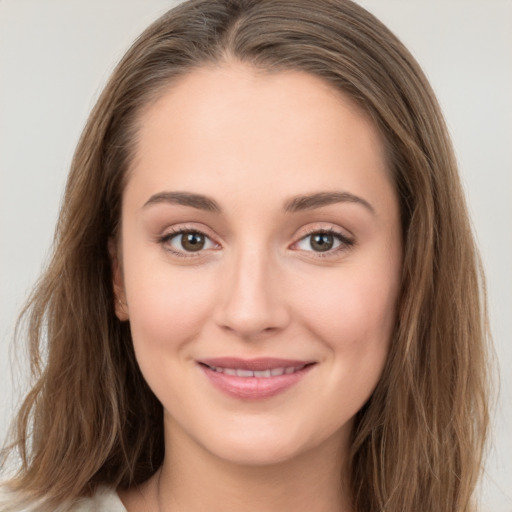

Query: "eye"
left=293, top=229, right=354, bottom=255
left=161, top=230, right=218, bottom=255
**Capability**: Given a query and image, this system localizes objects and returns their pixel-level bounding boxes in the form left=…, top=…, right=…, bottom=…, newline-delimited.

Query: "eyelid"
left=156, top=222, right=354, bottom=259
left=157, top=224, right=221, bottom=258
left=290, top=225, right=355, bottom=257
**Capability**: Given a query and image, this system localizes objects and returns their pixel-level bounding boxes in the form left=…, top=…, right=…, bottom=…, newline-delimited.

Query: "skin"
left=113, top=61, right=402, bottom=512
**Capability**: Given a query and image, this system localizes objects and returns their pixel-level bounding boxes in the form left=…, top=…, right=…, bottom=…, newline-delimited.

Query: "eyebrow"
left=142, top=190, right=374, bottom=215
left=143, top=191, right=221, bottom=212
left=284, top=191, right=375, bottom=214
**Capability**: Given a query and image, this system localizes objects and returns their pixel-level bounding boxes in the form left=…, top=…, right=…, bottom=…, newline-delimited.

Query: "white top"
left=0, top=486, right=127, bottom=512
left=72, top=487, right=127, bottom=511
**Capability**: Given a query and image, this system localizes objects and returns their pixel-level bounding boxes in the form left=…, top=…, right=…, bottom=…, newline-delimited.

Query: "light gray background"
left=1, top=1, right=511, bottom=509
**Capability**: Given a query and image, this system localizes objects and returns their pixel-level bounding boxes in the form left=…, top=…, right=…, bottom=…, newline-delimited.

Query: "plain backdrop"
left=0, top=1, right=511, bottom=510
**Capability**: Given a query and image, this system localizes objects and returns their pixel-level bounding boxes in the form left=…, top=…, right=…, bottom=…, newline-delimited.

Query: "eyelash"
left=294, top=227, right=355, bottom=258
left=157, top=226, right=355, bottom=259
left=158, top=225, right=218, bottom=259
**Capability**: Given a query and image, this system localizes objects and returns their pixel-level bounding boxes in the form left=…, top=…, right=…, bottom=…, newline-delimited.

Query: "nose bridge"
left=216, top=239, right=288, bottom=338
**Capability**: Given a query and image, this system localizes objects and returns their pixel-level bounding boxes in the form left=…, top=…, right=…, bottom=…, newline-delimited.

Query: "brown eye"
left=294, top=229, right=354, bottom=255
left=180, top=232, right=205, bottom=251
left=163, top=230, right=217, bottom=255
left=310, top=233, right=334, bottom=252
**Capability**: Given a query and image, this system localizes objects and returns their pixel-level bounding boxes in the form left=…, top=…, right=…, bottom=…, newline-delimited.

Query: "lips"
left=198, top=358, right=316, bottom=399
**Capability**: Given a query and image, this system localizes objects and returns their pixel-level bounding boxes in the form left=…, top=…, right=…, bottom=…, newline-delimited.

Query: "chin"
left=208, top=438, right=306, bottom=467
left=195, top=420, right=334, bottom=468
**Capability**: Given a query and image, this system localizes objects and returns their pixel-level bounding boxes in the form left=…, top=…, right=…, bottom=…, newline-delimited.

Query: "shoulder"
left=0, top=485, right=126, bottom=512
left=72, top=486, right=127, bottom=512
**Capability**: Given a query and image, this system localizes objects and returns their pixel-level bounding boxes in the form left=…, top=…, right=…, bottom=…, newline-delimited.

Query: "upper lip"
left=198, top=357, right=315, bottom=371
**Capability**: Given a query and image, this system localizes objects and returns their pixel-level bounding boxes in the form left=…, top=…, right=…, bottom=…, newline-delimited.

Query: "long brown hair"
left=1, top=1, right=490, bottom=510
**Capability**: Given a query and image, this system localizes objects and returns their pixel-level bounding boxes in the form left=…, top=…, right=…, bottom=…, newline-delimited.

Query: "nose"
left=213, top=246, right=290, bottom=340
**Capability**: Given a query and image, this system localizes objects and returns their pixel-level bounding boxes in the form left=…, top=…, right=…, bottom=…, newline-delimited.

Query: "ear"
left=108, top=238, right=129, bottom=321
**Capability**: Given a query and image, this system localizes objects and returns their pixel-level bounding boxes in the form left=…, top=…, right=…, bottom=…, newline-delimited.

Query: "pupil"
left=182, top=232, right=205, bottom=251
left=311, top=233, right=333, bottom=252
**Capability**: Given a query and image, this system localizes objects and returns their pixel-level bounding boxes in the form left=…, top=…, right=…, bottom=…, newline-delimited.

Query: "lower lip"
left=199, top=364, right=314, bottom=400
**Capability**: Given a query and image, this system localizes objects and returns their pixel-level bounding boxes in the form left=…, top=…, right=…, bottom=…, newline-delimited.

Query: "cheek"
left=123, top=257, right=217, bottom=360
left=292, top=258, right=399, bottom=366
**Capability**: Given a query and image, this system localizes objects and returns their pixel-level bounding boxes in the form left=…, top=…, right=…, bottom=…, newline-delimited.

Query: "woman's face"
left=113, top=62, right=402, bottom=466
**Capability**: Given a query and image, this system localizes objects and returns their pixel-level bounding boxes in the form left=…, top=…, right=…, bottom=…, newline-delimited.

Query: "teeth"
left=236, top=369, right=254, bottom=377
left=208, top=365, right=305, bottom=377
left=254, top=369, right=271, bottom=377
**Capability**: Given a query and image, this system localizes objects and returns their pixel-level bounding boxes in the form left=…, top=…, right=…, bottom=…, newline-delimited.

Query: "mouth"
left=197, top=358, right=316, bottom=399
left=201, top=363, right=310, bottom=377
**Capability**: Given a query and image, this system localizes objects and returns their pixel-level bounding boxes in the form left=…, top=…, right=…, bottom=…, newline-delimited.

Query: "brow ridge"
left=143, top=191, right=221, bottom=213
left=284, top=191, right=374, bottom=214
left=143, top=190, right=374, bottom=215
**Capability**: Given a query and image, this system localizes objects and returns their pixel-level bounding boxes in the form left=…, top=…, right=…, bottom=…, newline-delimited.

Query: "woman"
left=0, top=0, right=490, bottom=511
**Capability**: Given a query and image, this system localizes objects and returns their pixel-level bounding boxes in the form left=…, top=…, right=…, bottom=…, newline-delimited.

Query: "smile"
left=198, top=358, right=316, bottom=399
left=205, top=364, right=308, bottom=378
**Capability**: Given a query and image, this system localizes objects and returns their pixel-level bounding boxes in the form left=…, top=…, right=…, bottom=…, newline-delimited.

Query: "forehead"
left=125, top=62, right=393, bottom=214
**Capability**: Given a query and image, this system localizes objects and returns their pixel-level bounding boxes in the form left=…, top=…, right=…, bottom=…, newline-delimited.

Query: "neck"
left=151, top=415, right=353, bottom=512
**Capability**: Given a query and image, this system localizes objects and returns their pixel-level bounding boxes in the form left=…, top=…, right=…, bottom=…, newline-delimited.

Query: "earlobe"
left=114, top=294, right=129, bottom=322
left=108, top=237, right=129, bottom=321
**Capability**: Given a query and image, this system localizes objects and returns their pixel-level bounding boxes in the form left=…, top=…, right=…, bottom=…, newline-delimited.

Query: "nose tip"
left=214, top=255, right=290, bottom=340
left=219, top=311, right=282, bottom=340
